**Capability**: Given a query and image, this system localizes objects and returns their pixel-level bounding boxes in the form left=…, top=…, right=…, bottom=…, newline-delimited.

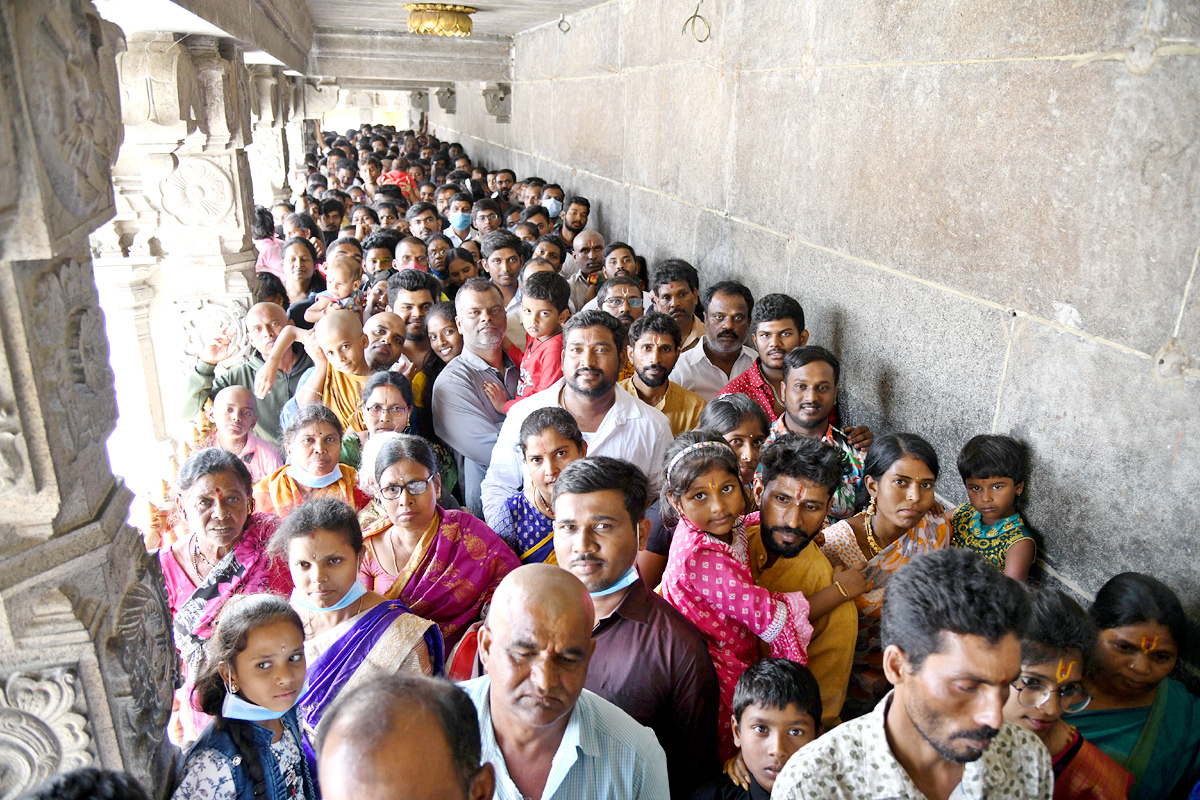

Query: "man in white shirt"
left=671, top=280, right=756, bottom=401
left=481, top=310, right=672, bottom=529
left=772, top=549, right=1053, bottom=800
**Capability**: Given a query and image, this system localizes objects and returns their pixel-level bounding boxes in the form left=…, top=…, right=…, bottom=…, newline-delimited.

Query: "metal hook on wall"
left=682, top=0, right=710, bottom=43
left=558, top=15, right=571, bottom=34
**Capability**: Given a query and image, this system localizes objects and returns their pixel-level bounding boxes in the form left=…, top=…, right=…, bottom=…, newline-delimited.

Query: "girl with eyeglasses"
left=1002, top=586, right=1132, bottom=799
left=355, top=435, right=520, bottom=652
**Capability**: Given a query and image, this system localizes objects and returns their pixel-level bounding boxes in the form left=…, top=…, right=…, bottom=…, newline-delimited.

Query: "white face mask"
left=544, top=197, right=563, bottom=218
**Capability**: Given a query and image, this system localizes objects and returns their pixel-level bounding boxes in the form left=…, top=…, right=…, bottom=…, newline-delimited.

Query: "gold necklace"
left=532, top=489, right=554, bottom=519
left=862, top=512, right=883, bottom=556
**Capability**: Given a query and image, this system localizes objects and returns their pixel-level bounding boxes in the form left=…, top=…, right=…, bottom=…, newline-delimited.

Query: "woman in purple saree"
left=271, top=496, right=444, bottom=765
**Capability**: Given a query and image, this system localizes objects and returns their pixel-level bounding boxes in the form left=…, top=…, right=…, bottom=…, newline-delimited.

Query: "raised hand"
left=200, top=321, right=240, bottom=365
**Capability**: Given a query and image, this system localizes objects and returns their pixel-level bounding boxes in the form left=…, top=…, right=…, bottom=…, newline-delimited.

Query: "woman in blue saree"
left=270, top=496, right=444, bottom=766
left=1067, top=572, right=1200, bottom=799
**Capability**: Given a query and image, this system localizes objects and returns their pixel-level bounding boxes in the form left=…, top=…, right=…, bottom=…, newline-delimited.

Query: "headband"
left=666, top=440, right=737, bottom=485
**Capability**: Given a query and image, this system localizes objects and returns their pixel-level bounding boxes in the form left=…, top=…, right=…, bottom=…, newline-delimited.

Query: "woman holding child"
left=357, top=434, right=520, bottom=650
left=818, top=432, right=950, bottom=719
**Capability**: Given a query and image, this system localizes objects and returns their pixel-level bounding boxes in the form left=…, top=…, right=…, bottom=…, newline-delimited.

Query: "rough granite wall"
left=426, top=1, right=1200, bottom=639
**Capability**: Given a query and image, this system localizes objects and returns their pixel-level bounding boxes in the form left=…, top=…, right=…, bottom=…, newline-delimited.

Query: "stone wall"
left=426, top=1, right=1200, bottom=635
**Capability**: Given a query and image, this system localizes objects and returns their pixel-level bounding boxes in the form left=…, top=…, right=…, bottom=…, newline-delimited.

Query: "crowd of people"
left=25, top=124, right=1199, bottom=800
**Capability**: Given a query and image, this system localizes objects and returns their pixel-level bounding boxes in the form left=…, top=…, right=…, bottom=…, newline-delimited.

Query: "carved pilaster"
left=246, top=66, right=290, bottom=205
left=0, top=1, right=177, bottom=796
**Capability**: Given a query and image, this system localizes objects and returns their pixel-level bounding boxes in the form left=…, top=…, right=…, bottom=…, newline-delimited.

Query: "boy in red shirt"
left=486, top=271, right=571, bottom=414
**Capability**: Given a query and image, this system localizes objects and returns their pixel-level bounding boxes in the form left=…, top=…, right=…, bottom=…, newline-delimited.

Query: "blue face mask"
left=543, top=197, right=563, bottom=219
left=449, top=211, right=472, bottom=232
left=290, top=579, right=367, bottom=613
left=590, top=566, right=640, bottom=598
left=222, top=679, right=307, bottom=722
left=286, top=463, right=342, bottom=489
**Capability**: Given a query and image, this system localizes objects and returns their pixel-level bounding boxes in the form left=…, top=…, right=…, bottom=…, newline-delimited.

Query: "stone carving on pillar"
left=247, top=65, right=290, bottom=205
left=176, top=296, right=254, bottom=368
left=158, top=157, right=236, bottom=227
left=482, top=82, right=511, bottom=123
left=436, top=86, right=456, bottom=114
left=410, top=88, right=430, bottom=112
left=0, top=667, right=96, bottom=796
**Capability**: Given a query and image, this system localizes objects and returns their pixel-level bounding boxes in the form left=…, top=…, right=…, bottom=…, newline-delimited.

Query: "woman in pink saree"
left=357, top=434, right=520, bottom=650
left=157, top=448, right=292, bottom=743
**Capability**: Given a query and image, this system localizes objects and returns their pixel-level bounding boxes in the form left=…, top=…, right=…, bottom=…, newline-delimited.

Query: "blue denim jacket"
left=183, top=708, right=315, bottom=800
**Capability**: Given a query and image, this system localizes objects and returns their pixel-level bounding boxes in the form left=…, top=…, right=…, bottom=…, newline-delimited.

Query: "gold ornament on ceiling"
left=405, top=4, right=477, bottom=37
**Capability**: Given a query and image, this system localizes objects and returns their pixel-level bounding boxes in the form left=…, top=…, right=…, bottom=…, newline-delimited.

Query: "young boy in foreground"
left=693, top=659, right=822, bottom=800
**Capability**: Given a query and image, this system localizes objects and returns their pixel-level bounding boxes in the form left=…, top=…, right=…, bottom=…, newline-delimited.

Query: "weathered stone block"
left=553, top=2, right=621, bottom=80
left=627, top=188, right=701, bottom=269
left=724, top=0, right=814, bottom=71
left=657, top=63, right=733, bottom=210
left=730, top=58, right=1200, bottom=355
left=993, top=322, right=1200, bottom=614
left=694, top=214, right=789, bottom=290
left=550, top=76, right=625, bottom=179
left=621, top=0, right=726, bottom=70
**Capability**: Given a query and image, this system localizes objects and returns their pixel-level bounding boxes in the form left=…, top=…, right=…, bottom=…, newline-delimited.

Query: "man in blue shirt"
left=461, top=564, right=669, bottom=800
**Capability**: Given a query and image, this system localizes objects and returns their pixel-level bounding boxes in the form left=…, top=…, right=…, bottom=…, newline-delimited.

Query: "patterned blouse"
left=172, top=724, right=308, bottom=800
left=492, top=492, right=556, bottom=564
left=763, top=417, right=864, bottom=520
left=950, top=504, right=1035, bottom=569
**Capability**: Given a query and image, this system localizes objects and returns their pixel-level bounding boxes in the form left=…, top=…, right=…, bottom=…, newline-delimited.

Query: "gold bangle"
left=834, top=581, right=848, bottom=598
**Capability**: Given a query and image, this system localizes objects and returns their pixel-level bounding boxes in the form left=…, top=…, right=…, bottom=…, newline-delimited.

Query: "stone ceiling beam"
left=168, top=0, right=313, bottom=73
left=310, top=29, right=512, bottom=85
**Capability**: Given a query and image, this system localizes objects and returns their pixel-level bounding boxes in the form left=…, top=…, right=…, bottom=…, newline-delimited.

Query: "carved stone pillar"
left=0, top=1, right=177, bottom=797
left=246, top=65, right=290, bottom=205
left=91, top=31, right=257, bottom=540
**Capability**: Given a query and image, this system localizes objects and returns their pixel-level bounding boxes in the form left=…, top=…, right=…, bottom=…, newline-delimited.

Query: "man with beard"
left=672, top=281, right=757, bottom=402
left=772, top=548, right=1051, bottom=800
left=761, top=346, right=872, bottom=522
left=557, top=195, right=590, bottom=251
left=650, top=259, right=705, bottom=353
left=746, top=435, right=865, bottom=730
left=433, top=278, right=520, bottom=516
left=386, top=269, right=439, bottom=372
left=551, top=457, right=718, bottom=798
left=618, top=313, right=706, bottom=436
left=722, top=293, right=808, bottom=422
left=480, top=311, right=671, bottom=530
left=565, top=229, right=604, bottom=312
left=181, top=302, right=313, bottom=446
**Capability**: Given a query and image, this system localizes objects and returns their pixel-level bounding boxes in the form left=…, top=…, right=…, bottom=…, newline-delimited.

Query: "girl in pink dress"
left=660, top=431, right=813, bottom=762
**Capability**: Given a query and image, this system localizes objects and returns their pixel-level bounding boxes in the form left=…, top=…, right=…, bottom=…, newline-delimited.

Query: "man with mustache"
left=556, top=195, right=591, bottom=251
left=463, top=564, right=670, bottom=800
left=480, top=311, right=672, bottom=530
left=551, top=457, right=718, bottom=798
left=565, top=228, right=604, bottom=312
left=745, top=436, right=865, bottom=731
left=618, top=313, right=706, bottom=436
left=773, top=548, right=1052, bottom=800
left=671, top=280, right=757, bottom=402
left=650, top=259, right=706, bottom=353
left=722, top=293, right=809, bottom=422
left=181, top=302, right=313, bottom=446
left=432, top=277, right=520, bottom=517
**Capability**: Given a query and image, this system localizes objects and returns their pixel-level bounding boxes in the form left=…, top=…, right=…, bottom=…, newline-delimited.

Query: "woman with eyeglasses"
left=1002, top=586, right=1132, bottom=799
left=1067, top=573, right=1200, bottom=799
left=356, top=434, right=520, bottom=650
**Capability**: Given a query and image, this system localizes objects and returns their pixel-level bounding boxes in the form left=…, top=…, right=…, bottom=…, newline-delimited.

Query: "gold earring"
left=867, top=495, right=877, bottom=516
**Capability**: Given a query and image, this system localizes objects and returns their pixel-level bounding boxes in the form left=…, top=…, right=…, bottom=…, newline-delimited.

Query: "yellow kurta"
left=747, top=523, right=856, bottom=730
left=322, top=367, right=370, bottom=432
left=619, top=377, right=707, bottom=436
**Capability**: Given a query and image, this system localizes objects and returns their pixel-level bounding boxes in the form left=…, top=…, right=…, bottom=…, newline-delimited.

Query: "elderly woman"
left=1067, top=573, right=1200, bottom=799
left=819, top=432, right=950, bottom=720
left=254, top=404, right=369, bottom=518
left=358, top=434, right=519, bottom=650
left=272, top=497, right=443, bottom=767
left=158, top=447, right=291, bottom=742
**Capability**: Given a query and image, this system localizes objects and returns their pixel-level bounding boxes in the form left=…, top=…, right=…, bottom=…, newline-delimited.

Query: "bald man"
left=210, top=386, right=281, bottom=482
left=317, top=675, right=495, bottom=800
left=181, top=301, right=313, bottom=445
left=566, top=229, right=604, bottom=312
left=461, top=564, right=669, bottom=800
left=363, top=311, right=411, bottom=372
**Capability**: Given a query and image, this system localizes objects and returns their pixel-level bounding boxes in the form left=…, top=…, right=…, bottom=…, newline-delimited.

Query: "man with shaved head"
left=363, top=311, right=410, bottom=372
left=316, top=675, right=495, bottom=800
left=181, top=301, right=313, bottom=445
left=210, top=386, right=281, bottom=482
left=566, top=229, right=604, bottom=312
left=462, top=563, right=669, bottom=800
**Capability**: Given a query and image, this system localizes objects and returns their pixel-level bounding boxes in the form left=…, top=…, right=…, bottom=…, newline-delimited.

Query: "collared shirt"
left=617, top=377, right=707, bottom=436
left=480, top=380, right=672, bottom=529
left=238, top=433, right=283, bottom=483
left=763, top=416, right=864, bottom=521
left=432, top=349, right=520, bottom=511
left=720, top=360, right=781, bottom=421
left=772, top=692, right=1053, bottom=800
left=671, top=341, right=756, bottom=402
left=460, top=676, right=670, bottom=800
left=587, top=577, right=719, bottom=798
left=679, top=315, right=706, bottom=352
left=565, top=271, right=592, bottom=313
